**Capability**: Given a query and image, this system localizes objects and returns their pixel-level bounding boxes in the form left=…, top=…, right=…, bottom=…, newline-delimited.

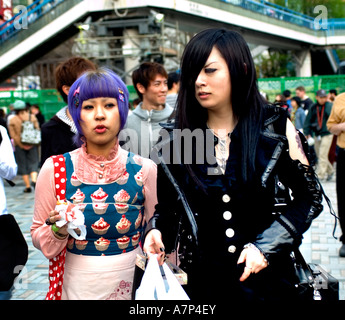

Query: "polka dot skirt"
left=46, top=155, right=67, bottom=300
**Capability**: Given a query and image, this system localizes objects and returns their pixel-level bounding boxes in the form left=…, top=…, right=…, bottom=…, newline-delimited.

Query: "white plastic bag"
left=55, top=200, right=86, bottom=240
left=135, top=255, right=190, bottom=300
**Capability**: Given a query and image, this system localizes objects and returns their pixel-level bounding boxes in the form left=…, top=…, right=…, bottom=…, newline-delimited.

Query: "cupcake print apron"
left=59, top=152, right=145, bottom=299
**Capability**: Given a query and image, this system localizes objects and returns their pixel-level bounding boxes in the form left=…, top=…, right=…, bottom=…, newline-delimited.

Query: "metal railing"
left=221, top=0, right=345, bottom=31
left=0, top=0, right=66, bottom=44
left=1, top=0, right=345, bottom=47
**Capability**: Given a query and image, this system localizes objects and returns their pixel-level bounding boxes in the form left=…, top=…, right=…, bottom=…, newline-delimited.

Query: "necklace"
left=207, top=123, right=231, bottom=174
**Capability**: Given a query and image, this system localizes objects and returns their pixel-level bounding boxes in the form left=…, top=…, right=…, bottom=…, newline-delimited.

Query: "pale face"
left=295, top=89, right=304, bottom=99
left=195, top=47, right=232, bottom=111
left=138, top=74, right=168, bottom=107
left=80, top=97, right=121, bottom=153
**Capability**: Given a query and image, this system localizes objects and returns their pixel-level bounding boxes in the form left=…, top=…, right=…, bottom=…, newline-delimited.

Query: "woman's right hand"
left=143, top=229, right=165, bottom=265
left=47, top=210, right=68, bottom=237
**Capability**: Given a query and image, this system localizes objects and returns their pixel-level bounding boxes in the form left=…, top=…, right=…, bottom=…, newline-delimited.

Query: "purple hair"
left=68, top=68, right=129, bottom=147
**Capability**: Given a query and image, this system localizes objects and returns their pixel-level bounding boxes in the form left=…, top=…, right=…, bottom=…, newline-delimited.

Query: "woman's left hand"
left=237, top=244, right=268, bottom=282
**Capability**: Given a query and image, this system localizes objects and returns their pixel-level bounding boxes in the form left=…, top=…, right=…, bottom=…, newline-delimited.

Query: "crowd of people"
left=0, top=27, right=344, bottom=301
left=269, top=87, right=336, bottom=182
left=268, top=86, right=345, bottom=258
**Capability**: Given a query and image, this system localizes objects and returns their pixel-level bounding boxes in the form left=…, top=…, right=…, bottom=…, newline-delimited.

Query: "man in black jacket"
left=303, top=89, right=334, bottom=181
left=40, top=57, right=96, bottom=166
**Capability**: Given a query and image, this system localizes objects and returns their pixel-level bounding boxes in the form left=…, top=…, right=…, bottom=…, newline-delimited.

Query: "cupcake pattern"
left=91, top=217, right=110, bottom=235
left=116, top=215, right=131, bottom=234
left=71, top=172, right=82, bottom=187
left=91, top=187, right=108, bottom=203
left=71, top=188, right=85, bottom=204
left=63, top=152, right=145, bottom=256
left=134, top=169, right=143, bottom=186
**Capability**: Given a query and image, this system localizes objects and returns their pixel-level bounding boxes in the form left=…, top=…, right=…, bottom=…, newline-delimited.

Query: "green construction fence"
left=1, top=75, right=344, bottom=120
left=0, top=85, right=138, bottom=120
left=258, top=74, right=345, bottom=101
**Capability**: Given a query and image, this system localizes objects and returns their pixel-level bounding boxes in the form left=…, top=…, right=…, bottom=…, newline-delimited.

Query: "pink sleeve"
left=31, top=157, right=68, bottom=259
left=141, top=158, right=158, bottom=224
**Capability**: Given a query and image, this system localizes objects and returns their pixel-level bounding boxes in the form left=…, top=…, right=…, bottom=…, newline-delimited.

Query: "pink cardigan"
left=31, top=142, right=157, bottom=259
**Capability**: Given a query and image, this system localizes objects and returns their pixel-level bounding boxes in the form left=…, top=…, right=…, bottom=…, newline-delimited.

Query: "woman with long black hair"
left=143, top=28, right=324, bottom=301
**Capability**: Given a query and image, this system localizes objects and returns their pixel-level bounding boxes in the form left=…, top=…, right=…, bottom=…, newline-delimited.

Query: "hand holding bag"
left=20, top=111, right=41, bottom=145
left=135, top=254, right=189, bottom=300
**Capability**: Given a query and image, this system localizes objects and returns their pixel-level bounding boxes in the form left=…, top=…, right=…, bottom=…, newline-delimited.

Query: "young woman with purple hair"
left=31, top=69, right=157, bottom=300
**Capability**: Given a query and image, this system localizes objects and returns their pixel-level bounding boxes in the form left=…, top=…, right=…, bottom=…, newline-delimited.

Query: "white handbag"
left=21, top=112, right=41, bottom=145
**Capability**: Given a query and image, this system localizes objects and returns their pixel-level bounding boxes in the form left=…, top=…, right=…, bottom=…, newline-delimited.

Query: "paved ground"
left=3, top=174, right=345, bottom=300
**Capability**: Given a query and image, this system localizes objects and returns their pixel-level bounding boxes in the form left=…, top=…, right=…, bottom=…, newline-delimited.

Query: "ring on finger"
left=45, top=217, right=54, bottom=225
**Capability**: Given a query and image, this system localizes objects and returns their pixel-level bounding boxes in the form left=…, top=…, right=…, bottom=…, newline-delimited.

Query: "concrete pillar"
left=295, top=50, right=312, bottom=77
left=122, top=28, right=140, bottom=85
left=250, top=45, right=268, bottom=59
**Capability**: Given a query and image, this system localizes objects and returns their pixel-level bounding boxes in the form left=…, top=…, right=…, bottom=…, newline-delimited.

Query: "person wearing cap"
left=327, top=92, right=345, bottom=257
left=8, top=100, right=40, bottom=193
left=303, top=89, right=334, bottom=181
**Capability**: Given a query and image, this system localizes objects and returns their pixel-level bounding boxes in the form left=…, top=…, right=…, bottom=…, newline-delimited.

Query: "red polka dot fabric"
left=46, top=155, right=67, bottom=300
left=53, top=155, right=67, bottom=200
left=46, top=248, right=66, bottom=300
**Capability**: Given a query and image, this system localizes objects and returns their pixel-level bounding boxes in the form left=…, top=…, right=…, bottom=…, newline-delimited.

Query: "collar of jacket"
left=154, top=106, right=289, bottom=188
left=131, top=102, right=174, bottom=122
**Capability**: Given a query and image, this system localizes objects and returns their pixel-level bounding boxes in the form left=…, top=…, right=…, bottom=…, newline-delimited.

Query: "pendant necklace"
left=207, top=123, right=231, bottom=174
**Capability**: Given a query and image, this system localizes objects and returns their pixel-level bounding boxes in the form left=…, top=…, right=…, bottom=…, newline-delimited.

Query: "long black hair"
left=176, top=28, right=265, bottom=184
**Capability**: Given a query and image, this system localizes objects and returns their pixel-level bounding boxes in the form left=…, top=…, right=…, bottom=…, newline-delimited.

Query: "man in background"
left=304, top=89, right=334, bottom=181
left=123, top=62, right=173, bottom=157
left=166, top=70, right=180, bottom=110
left=296, top=86, right=313, bottom=112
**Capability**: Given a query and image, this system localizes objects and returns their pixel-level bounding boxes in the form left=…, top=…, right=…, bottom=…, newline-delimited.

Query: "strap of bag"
left=45, top=155, right=67, bottom=300
left=153, top=128, right=199, bottom=245
left=293, top=248, right=314, bottom=285
left=159, top=160, right=198, bottom=246
left=295, top=129, right=339, bottom=237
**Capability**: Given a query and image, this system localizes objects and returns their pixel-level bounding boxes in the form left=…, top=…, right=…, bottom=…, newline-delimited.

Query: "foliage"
left=270, top=0, right=345, bottom=19
left=255, top=49, right=296, bottom=78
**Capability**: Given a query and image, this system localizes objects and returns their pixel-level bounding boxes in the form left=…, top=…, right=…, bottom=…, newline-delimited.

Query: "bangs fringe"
left=78, top=72, right=119, bottom=102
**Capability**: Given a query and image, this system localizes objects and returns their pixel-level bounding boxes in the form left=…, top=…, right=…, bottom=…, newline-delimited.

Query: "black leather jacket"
left=145, top=105, right=323, bottom=298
